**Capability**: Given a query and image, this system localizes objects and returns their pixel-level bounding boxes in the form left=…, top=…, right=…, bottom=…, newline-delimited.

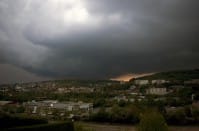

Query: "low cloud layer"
left=0, top=0, right=199, bottom=83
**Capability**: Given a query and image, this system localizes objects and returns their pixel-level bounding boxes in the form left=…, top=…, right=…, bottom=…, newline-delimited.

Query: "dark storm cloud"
left=0, top=0, right=199, bottom=82
left=0, top=64, right=50, bottom=84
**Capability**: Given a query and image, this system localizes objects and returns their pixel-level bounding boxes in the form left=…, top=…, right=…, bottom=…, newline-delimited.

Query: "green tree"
left=118, top=100, right=126, bottom=107
left=91, top=108, right=109, bottom=122
left=93, top=98, right=106, bottom=107
left=16, top=106, right=25, bottom=113
left=138, top=111, right=168, bottom=131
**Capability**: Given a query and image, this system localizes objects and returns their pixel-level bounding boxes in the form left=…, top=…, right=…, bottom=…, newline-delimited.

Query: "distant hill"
left=130, top=69, right=199, bottom=81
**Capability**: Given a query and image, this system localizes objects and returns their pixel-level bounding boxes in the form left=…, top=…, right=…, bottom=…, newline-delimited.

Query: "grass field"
left=77, top=122, right=199, bottom=131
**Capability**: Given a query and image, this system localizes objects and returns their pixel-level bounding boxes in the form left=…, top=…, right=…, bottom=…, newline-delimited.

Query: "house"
left=0, top=87, right=9, bottom=93
left=15, top=85, right=23, bottom=92
left=146, top=88, right=167, bottom=95
left=165, top=106, right=184, bottom=113
left=129, top=92, right=138, bottom=95
left=134, top=80, right=149, bottom=85
left=56, top=88, right=70, bottom=93
left=114, top=95, right=128, bottom=102
left=79, top=103, right=93, bottom=112
left=24, top=101, right=47, bottom=114
left=169, top=85, right=184, bottom=92
left=192, top=101, right=199, bottom=109
left=0, top=101, right=12, bottom=106
left=184, top=79, right=199, bottom=85
left=151, top=80, right=167, bottom=85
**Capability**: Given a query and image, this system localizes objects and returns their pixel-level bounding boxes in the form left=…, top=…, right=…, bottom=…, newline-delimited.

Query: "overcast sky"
left=0, top=0, right=199, bottom=84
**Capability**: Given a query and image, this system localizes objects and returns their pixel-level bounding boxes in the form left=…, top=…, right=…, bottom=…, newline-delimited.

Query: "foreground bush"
left=90, top=105, right=140, bottom=124
left=0, top=114, right=47, bottom=129
left=6, top=122, right=74, bottom=131
left=138, top=112, right=168, bottom=131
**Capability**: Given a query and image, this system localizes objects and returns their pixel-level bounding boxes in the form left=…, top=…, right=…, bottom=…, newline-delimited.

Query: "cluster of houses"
left=146, top=88, right=167, bottom=95
left=131, top=79, right=169, bottom=95
left=134, top=79, right=199, bottom=86
left=0, top=80, right=122, bottom=94
left=132, top=79, right=199, bottom=96
left=23, top=100, right=93, bottom=120
left=56, top=87, right=94, bottom=93
left=134, top=79, right=169, bottom=85
left=0, top=78, right=199, bottom=123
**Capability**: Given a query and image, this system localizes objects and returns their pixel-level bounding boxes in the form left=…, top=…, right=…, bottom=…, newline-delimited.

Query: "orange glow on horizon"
left=110, top=73, right=154, bottom=82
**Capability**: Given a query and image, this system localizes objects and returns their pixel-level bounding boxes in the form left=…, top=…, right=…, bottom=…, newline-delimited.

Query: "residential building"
left=24, top=100, right=93, bottom=118
left=146, top=88, right=167, bottom=95
left=184, top=79, right=199, bottom=85
left=134, top=80, right=149, bottom=85
left=151, top=80, right=167, bottom=84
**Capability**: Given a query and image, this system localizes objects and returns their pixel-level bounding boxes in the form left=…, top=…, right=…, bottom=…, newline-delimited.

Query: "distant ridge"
left=130, top=69, right=199, bottom=81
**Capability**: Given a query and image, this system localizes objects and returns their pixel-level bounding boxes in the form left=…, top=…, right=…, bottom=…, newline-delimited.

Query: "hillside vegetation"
left=131, top=69, right=199, bottom=81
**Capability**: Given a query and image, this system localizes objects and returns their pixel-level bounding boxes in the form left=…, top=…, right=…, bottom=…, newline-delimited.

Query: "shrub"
left=166, top=109, right=186, bottom=125
left=192, top=106, right=199, bottom=122
left=74, top=123, right=94, bottom=131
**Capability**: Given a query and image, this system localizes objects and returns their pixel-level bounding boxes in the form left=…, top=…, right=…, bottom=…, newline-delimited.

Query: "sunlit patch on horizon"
left=111, top=73, right=155, bottom=82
